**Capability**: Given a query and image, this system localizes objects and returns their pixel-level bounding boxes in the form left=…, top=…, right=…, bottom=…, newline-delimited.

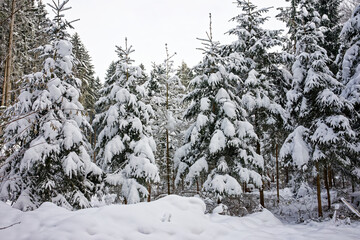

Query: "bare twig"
left=0, top=221, right=21, bottom=230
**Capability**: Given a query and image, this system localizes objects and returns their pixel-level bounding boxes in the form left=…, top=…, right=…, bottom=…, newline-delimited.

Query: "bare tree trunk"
left=257, top=140, right=265, bottom=208
left=328, top=166, right=332, bottom=188
left=93, top=126, right=97, bottom=163
left=324, top=166, right=331, bottom=210
left=285, top=166, right=289, bottom=184
left=165, top=44, right=171, bottom=195
left=316, top=162, right=323, bottom=218
left=1, top=0, right=16, bottom=107
left=196, top=177, right=199, bottom=194
left=147, top=184, right=151, bottom=202
left=166, top=128, right=170, bottom=195
left=172, top=163, right=175, bottom=193
left=259, top=186, right=265, bottom=207
left=165, top=73, right=170, bottom=195
left=276, top=143, right=280, bottom=204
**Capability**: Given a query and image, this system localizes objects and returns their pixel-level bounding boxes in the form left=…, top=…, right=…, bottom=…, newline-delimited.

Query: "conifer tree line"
left=0, top=0, right=359, bottom=217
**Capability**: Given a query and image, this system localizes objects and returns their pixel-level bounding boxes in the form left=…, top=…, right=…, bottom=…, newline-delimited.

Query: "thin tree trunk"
left=316, top=162, right=323, bottom=218
left=165, top=44, right=171, bottom=195
left=259, top=186, right=265, bottom=207
left=328, top=166, right=332, bottom=188
left=324, top=166, right=331, bottom=210
left=147, top=184, right=151, bottom=202
left=166, top=128, right=170, bottom=195
left=93, top=126, right=97, bottom=163
left=172, top=163, right=175, bottom=193
left=285, top=166, right=289, bottom=184
left=276, top=143, right=280, bottom=204
left=257, top=140, right=265, bottom=208
left=196, top=177, right=200, bottom=193
left=1, top=0, right=16, bottom=107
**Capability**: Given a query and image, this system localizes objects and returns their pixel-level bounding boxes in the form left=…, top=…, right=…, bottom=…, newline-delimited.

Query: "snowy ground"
left=0, top=195, right=359, bottom=240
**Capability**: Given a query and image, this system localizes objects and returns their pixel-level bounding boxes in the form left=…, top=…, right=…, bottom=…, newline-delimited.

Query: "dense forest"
left=0, top=0, right=359, bottom=223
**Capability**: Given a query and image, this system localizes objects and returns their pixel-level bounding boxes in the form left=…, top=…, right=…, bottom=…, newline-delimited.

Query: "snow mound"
left=0, top=196, right=359, bottom=240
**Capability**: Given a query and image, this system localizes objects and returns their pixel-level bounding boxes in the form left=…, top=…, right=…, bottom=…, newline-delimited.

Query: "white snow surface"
left=1, top=195, right=359, bottom=240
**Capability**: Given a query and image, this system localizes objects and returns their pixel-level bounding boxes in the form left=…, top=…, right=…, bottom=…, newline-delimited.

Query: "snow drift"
left=0, top=195, right=359, bottom=240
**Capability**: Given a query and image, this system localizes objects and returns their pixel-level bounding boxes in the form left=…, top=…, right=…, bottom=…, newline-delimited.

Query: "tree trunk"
left=165, top=45, right=171, bottom=195
left=328, top=166, right=332, bottom=188
left=324, top=166, right=331, bottom=210
left=172, top=163, right=175, bottom=193
left=93, top=124, right=97, bottom=163
left=1, top=0, right=16, bottom=107
left=276, top=143, right=280, bottom=204
left=257, top=140, right=265, bottom=208
left=166, top=128, right=170, bottom=195
left=316, top=162, right=323, bottom=218
left=147, top=184, right=151, bottom=202
left=285, top=166, right=289, bottom=184
left=196, top=177, right=200, bottom=193
left=259, top=186, right=265, bottom=207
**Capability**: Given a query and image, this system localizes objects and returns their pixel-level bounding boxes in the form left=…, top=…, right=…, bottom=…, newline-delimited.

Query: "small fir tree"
left=94, top=39, right=159, bottom=204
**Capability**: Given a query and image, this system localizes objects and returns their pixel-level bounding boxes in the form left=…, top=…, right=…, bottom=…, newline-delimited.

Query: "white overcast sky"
left=45, top=0, right=288, bottom=80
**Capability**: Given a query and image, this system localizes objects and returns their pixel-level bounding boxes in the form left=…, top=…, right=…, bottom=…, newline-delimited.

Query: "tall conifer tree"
left=280, top=0, right=355, bottom=217
left=175, top=15, right=263, bottom=202
left=336, top=5, right=360, bottom=184
left=226, top=0, right=287, bottom=207
left=0, top=0, right=102, bottom=210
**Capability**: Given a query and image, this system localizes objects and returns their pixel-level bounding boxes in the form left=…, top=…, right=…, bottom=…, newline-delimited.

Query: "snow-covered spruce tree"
left=94, top=39, right=159, bottom=204
left=0, top=0, right=103, bottom=211
left=280, top=0, right=355, bottom=217
left=276, top=0, right=300, bottom=55
left=145, top=47, right=186, bottom=196
left=145, top=62, right=168, bottom=194
left=314, top=0, right=342, bottom=74
left=175, top=15, right=263, bottom=202
left=71, top=33, right=101, bottom=148
left=336, top=5, right=360, bottom=186
left=226, top=0, right=288, bottom=207
left=71, top=33, right=101, bottom=113
left=92, top=61, right=116, bottom=155
left=176, top=61, right=194, bottom=89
